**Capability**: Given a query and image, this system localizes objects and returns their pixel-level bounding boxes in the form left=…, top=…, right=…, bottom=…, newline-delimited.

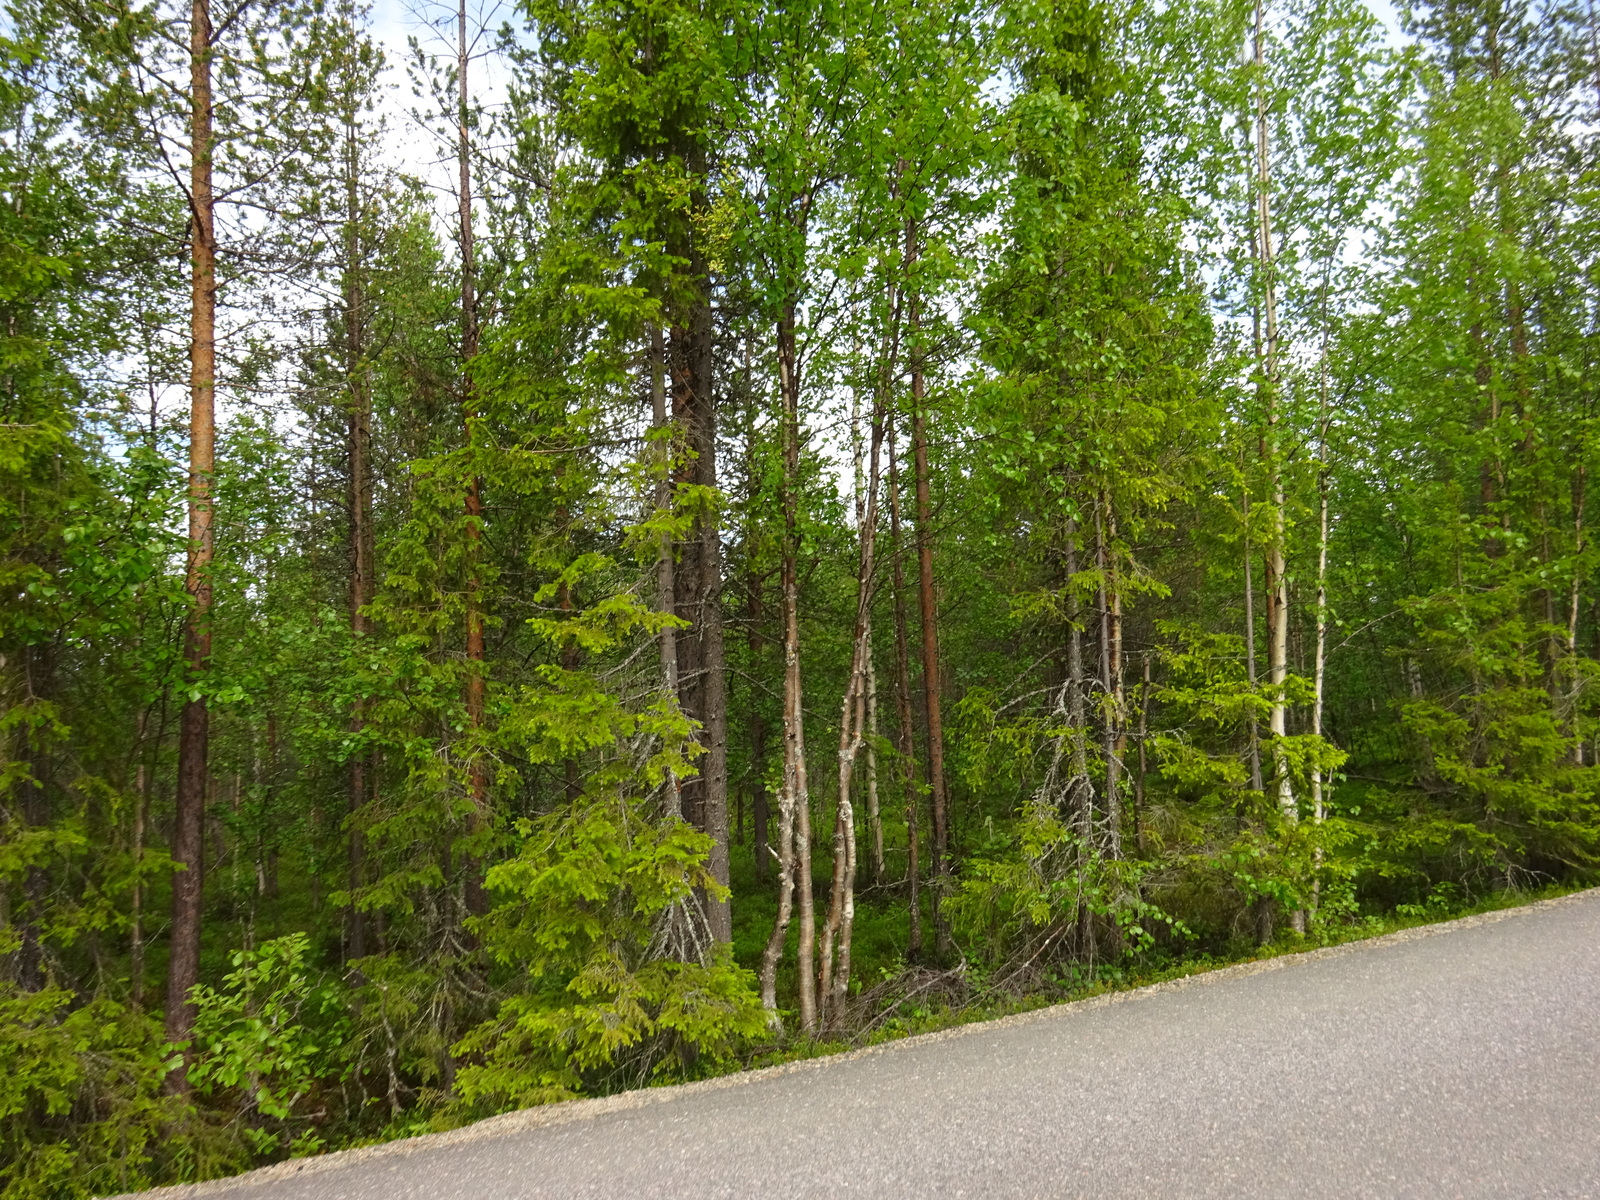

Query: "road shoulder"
left=113, top=886, right=1598, bottom=1199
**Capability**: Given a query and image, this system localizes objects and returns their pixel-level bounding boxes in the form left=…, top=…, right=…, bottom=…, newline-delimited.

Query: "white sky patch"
left=366, top=0, right=518, bottom=208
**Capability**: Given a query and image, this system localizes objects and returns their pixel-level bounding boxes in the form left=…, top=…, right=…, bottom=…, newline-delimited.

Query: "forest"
left=1, top=0, right=1595, bottom=1190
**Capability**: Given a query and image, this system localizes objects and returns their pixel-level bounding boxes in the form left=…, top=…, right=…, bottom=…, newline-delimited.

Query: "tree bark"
left=907, top=228, right=950, bottom=958
left=457, top=0, right=489, bottom=919
left=132, top=754, right=148, bottom=1005
left=820, top=378, right=883, bottom=1028
left=1063, top=517, right=1091, bottom=840
left=343, top=71, right=373, bottom=962
left=1310, top=304, right=1334, bottom=915
left=752, top=719, right=770, bottom=874
left=887, top=423, right=921, bottom=958
left=670, top=292, right=731, bottom=942
left=865, top=654, right=882, bottom=887
left=850, top=364, right=885, bottom=887
left=17, top=645, right=52, bottom=992
left=1310, top=418, right=1330, bottom=910
left=1095, top=495, right=1123, bottom=859
left=1243, top=491, right=1263, bottom=792
left=1062, top=516, right=1095, bottom=954
left=1579, top=0, right=1600, bottom=765
left=761, top=305, right=816, bottom=1032
left=168, top=0, right=215, bottom=1066
left=1254, top=0, right=1301, bottom=934
left=741, top=343, right=772, bottom=881
left=694, top=318, right=731, bottom=943
left=650, top=324, right=682, bottom=816
left=133, top=704, right=154, bottom=1003
left=748, top=581, right=771, bottom=878
left=1571, top=463, right=1587, bottom=764
left=1133, top=654, right=1150, bottom=855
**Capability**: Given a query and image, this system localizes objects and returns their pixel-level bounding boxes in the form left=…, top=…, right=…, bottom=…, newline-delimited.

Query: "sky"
left=362, top=0, right=1411, bottom=213
left=366, top=0, right=517, bottom=195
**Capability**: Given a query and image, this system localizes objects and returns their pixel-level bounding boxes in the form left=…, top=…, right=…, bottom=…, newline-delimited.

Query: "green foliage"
left=952, top=807, right=1189, bottom=966
left=0, top=989, right=187, bottom=1200
left=5, top=0, right=1600, bottom=1191
left=188, top=935, right=351, bottom=1158
left=453, top=799, right=766, bottom=1109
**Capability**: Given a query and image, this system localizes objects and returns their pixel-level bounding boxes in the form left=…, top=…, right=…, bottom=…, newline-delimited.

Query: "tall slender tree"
left=167, top=0, right=215, bottom=1059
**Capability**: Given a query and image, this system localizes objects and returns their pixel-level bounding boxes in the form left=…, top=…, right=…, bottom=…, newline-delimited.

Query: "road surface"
left=137, top=890, right=1600, bottom=1199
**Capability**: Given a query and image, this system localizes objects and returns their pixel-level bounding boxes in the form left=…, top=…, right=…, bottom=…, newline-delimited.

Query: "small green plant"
left=0, top=988, right=187, bottom=1200
left=188, top=933, right=350, bottom=1158
left=451, top=797, right=767, bottom=1111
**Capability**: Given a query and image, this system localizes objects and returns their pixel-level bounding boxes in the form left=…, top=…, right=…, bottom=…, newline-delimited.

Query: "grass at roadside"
left=381, top=878, right=1591, bottom=1147
left=715, top=879, right=1594, bottom=1077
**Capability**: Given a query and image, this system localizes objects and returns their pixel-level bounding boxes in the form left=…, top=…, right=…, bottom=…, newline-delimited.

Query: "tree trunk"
left=132, top=705, right=152, bottom=1005
left=651, top=324, right=681, bottom=816
left=761, top=305, right=816, bottom=1032
left=1310, top=425, right=1330, bottom=913
left=1255, top=0, right=1301, bottom=934
left=168, top=0, right=215, bottom=1066
left=1063, top=518, right=1091, bottom=843
left=344, top=82, right=373, bottom=962
left=1571, top=463, right=1587, bottom=765
left=1095, top=495, right=1122, bottom=860
left=17, top=646, right=52, bottom=992
left=1243, top=491, right=1263, bottom=792
left=866, top=654, right=882, bottom=887
left=748, top=581, right=771, bottom=878
left=820, top=382, right=883, bottom=1029
left=694, top=311, right=731, bottom=943
left=1063, top=517, right=1094, bottom=955
left=1310, top=312, right=1334, bottom=915
left=741, top=338, right=772, bottom=881
left=670, top=292, right=731, bottom=942
left=1133, top=655, right=1150, bottom=855
left=887, top=423, right=921, bottom=958
left=850, top=362, right=885, bottom=887
left=457, top=0, right=488, bottom=919
left=752, top=722, right=770, bottom=875
left=132, top=754, right=148, bottom=1006
left=907, top=233, right=950, bottom=958
left=1471, top=315, right=1502, bottom=547
left=1579, top=0, right=1600, bottom=763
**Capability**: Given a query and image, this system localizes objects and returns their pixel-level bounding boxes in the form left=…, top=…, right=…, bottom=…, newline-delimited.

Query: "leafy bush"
left=452, top=798, right=767, bottom=1110
left=0, top=988, right=188, bottom=1199
left=188, top=933, right=351, bottom=1158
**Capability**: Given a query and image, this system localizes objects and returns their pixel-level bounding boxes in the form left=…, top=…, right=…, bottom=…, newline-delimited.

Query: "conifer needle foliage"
left=1, top=0, right=1597, bottom=1189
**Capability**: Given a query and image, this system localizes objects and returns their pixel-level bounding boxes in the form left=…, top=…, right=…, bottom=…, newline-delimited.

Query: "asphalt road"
left=142, top=891, right=1600, bottom=1200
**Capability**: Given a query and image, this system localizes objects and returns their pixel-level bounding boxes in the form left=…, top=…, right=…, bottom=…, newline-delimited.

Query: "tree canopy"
left=2, top=0, right=1597, bottom=1190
